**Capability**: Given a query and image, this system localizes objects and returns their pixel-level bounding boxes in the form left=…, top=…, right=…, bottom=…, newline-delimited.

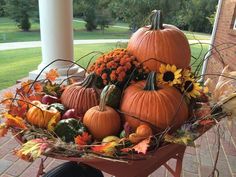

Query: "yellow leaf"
left=3, top=113, right=27, bottom=129
left=47, top=114, right=60, bottom=131
left=164, top=134, right=195, bottom=146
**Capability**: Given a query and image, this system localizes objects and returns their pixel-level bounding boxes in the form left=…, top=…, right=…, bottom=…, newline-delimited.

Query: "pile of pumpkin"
left=24, top=10, right=192, bottom=152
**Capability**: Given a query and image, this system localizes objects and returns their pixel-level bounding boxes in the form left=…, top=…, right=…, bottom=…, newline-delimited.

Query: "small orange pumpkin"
left=26, top=101, right=61, bottom=128
left=61, top=73, right=100, bottom=115
left=83, top=85, right=121, bottom=140
left=128, top=124, right=153, bottom=144
left=136, top=124, right=152, bottom=137
left=127, top=10, right=190, bottom=72
left=120, top=72, right=189, bottom=130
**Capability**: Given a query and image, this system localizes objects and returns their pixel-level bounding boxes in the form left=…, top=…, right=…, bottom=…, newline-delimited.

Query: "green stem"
left=144, top=72, right=159, bottom=91
left=150, top=10, right=163, bottom=30
left=80, top=73, right=96, bottom=88
left=99, top=85, right=116, bottom=111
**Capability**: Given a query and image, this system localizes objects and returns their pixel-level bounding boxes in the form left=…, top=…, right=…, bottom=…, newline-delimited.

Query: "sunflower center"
left=184, top=80, right=194, bottom=92
left=163, top=71, right=175, bottom=82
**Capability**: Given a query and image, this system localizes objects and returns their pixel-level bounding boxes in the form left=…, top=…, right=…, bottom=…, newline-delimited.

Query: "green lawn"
left=0, top=43, right=119, bottom=89
left=0, top=17, right=131, bottom=43
left=184, top=31, right=211, bottom=40
left=190, top=44, right=209, bottom=72
left=0, top=43, right=209, bottom=90
left=0, top=17, right=210, bottom=43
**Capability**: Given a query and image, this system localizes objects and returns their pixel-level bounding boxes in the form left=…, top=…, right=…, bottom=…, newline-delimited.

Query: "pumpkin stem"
left=150, top=10, right=163, bottom=30
left=99, top=85, right=116, bottom=111
left=80, top=73, right=97, bottom=88
left=144, top=72, right=159, bottom=91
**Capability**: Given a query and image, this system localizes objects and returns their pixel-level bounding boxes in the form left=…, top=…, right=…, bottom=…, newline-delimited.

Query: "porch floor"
left=0, top=83, right=236, bottom=177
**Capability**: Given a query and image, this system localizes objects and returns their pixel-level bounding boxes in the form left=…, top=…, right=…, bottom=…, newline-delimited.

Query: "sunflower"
left=158, top=64, right=182, bottom=86
left=181, top=78, right=202, bottom=98
left=182, top=69, right=191, bottom=79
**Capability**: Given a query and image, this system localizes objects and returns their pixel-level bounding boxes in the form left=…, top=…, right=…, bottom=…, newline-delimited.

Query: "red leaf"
left=0, top=124, right=8, bottom=137
left=14, top=150, right=33, bottom=162
left=1, top=92, right=14, bottom=107
left=20, top=81, right=33, bottom=95
left=121, top=138, right=150, bottom=154
left=9, top=105, right=27, bottom=118
left=74, top=132, right=91, bottom=145
left=34, top=82, right=43, bottom=93
left=199, top=119, right=215, bottom=126
left=46, top=69, right=59, bottom=82
left=28, top=94, right=43, bottom=102
left=91, top=142, right=118, bottom=155
left=194, top=103, right=211, bottom=118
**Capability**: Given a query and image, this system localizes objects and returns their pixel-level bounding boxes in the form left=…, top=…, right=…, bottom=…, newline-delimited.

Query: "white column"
left=29, top=0, right=81, bottom=80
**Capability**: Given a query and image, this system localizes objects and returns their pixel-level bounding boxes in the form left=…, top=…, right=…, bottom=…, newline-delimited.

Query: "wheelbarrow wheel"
left=43, top=161, right=104, bottom=177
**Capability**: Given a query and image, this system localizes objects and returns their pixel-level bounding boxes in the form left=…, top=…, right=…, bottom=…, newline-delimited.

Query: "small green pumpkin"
left=54, top=118, right=87, bottom=142
left=106, top=85, right=122, bottom=109
left=49, top=103, right=67, bottom=114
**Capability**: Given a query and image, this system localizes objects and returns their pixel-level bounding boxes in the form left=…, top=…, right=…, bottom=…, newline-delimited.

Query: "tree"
left=108, top=0, right=217, bottom=33
left=207, top=5, right=217, bottom=27
left=108, top=0, right=188, bottom=32
left=96, top=9, right=113, bottom=31
left=96, top=0, right=113, bottom=31
left=73, top=0, right=98, bottom=31
left=4, top=0, right=38, bottom=31
left=73, top=0, right=113, bottom=31
left=184, top=0, right=218, bottom=33
left=0, top=0, right=5, bottom=17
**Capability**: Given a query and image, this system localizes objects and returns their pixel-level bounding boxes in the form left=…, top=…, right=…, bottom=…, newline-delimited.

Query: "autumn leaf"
left=28, top=94, right=43, bottom=102
left=43, top=81, right=61, bottom=96
left=47, top=114, right=60, bottom=131
left=17, top=94, right=29, bottom=108
left=3, top=91, right=14, bottom=100
left=199, top=119, right=215, bottom=126
left=46, top=69, right=59, bottom=82
left=132, top=138, right=150, bottom=154
left=1, top=91, right=14, bottom=106
left=121, top=138, right=150, bottom=154
left=9, top=105, right=27, bottom=118
left=34, top=82, right=43, bottom=93
left=91, top=142, right=118, bottom=156
left=4, top=113, right=27, bottom=130
left=75, top=132, right=92, bottom=145
left=164, top=134, right=195, bottom=146
left=14, top=138, right=50, bottom=162
left=0, top=123, right=8, bottom=137
left=194, top=103, right=211, bottom=118
left=20, top=81, right=33, bottom=95
left=14, top=150, right=33, bottom=162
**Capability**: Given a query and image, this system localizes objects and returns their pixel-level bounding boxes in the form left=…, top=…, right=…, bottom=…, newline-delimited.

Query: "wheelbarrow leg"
left=164, top=146, right=186, bottom=177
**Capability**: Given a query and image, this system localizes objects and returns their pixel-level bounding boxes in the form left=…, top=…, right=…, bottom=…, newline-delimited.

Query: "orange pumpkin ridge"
left=61, top=73, right=100, bottom=115
left=120, top=72, right=189, bottom=131
left=127, top=10, right=190, bottom=72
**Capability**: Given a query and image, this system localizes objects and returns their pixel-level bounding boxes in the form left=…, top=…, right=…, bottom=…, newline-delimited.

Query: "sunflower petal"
left=159, top=64, right=166, bottom=73
left=166, top=64, right=171, bottom=71
left=171, top=65, right=177, bottom=72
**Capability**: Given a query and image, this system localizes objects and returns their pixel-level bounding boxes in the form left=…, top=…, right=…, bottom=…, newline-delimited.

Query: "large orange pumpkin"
left=83, top=85, right=121, bottom=140
left=61, top=73, right=100, bottom=115
left=120, top=72, right=189, bottom=130
left=26, top=101, right=61, bottom=128
left=127, top=10, right=190, bottom=72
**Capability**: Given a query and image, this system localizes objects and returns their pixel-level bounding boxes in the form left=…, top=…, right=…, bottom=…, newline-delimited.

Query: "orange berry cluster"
left=89, top=48, right=149, bottom=86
